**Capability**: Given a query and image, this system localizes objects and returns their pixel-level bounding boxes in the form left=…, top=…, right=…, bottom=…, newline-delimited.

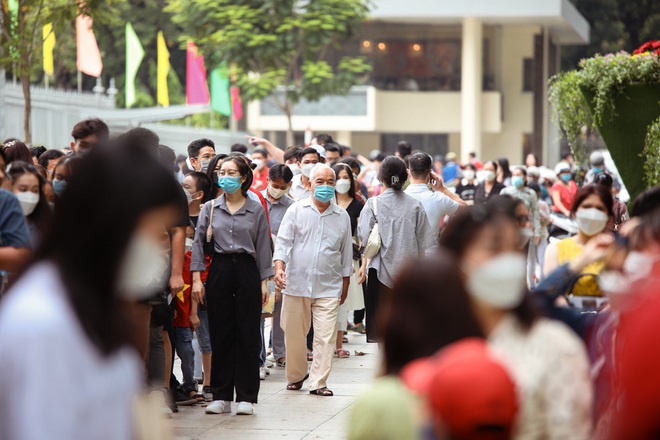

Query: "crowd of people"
left=0, top=119, right=660, bottom=439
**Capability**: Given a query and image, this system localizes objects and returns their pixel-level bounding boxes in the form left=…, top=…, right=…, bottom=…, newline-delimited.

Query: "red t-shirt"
left=251, top=167, right=269, bottom=192
left=551, top=180, right=578, bottom=212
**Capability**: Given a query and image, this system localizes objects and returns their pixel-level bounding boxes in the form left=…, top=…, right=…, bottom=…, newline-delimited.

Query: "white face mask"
left=288, top=163, right=302, bottom=175
left=118, top=234, right=170, bottom=300
left=268, top=184, right=288, bottom=200
left=484, top=171, right=496, bottom=182
left=301, top=163, right=316, bottom=178
left=335, top=179, right=352, bottom=194
left=576, top=208, right=608, bottom=236
left=463, top=170, right=475, bottom=181
left=466, top=253, right=528, bottom=309
left=253, top=158, right=264, bottom=170
left=16, top=191, right=39, bottom=216
left=183, top=188, right=193, bottom=205
left=519, top=228, right=534, bottom=249
left=199, top=159, right=211, bottom=173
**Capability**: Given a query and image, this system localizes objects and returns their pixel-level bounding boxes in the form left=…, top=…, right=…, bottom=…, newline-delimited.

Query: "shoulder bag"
left=363, top=197, right=381, bottom=259
left=203, top=200, right=215, bottom=256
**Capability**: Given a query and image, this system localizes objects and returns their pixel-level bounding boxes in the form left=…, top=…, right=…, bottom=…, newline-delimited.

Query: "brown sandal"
left=286, top=373, right=309, bottom=391
left=310, top=387, right=334, bottom=396
left=334, top=349, right=350, bottom=358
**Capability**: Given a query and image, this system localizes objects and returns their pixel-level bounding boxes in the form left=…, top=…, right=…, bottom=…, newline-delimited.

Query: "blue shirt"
left=0, top=190, right=30, bottom=249
left=442, top=161, right=458, bottom=183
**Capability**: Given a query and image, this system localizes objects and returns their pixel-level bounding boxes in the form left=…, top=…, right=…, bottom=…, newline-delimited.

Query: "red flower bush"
left=633, top=40, right=660, bottom=55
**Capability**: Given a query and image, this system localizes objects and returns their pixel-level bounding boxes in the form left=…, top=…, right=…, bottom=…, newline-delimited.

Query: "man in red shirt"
left=250, top=149, right=269, bottom=191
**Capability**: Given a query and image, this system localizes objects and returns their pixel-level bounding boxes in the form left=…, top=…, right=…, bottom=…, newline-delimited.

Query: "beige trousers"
left=281, top=294, right=340, bottom=390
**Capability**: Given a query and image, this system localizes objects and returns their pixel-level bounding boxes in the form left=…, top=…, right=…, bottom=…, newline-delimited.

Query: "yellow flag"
left=157, top=31, right=170, bottom=107
left=43, top=23, right=56, bottom=76
left=176, top=284, right=190, bottom=303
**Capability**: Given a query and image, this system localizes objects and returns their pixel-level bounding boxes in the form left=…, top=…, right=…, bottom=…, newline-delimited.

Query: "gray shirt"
left=357, top=188, right=435, bottom=288
left=260, top=189, right=295, bottom=237
left=191, top=195, right=274, bottom=280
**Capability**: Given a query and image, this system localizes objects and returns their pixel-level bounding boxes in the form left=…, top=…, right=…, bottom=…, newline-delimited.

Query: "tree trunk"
left=285, top=107, right=294, bottom=147
left=20, top=70, right=32, bottom=144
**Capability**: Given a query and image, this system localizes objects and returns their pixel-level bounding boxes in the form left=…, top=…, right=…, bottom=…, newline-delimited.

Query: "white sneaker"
left=205, top=400, right=231, bottom=414
left=264, top=359, right=274, bottom=368
left=259, top=366, right=267, bottom=380
left=236, top=401, right=254, bottom=415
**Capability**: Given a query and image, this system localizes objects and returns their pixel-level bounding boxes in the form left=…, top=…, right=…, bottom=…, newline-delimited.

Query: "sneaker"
left=264, top=359, right=274, bottom=368
left=205, top=400, right=231, bottom=414
left=236, top=401, right=254, bottom=415
left=266, top=354, right=276, bottom=363
left=202, top=386, right=213, bottom=403
left=259, top=366, right=267, bottom=380
left=150, top=390, right=173, bottom=418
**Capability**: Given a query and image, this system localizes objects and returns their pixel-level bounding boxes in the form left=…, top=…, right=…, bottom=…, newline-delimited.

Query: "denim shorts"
left=195, top=308, right=212, bottom=353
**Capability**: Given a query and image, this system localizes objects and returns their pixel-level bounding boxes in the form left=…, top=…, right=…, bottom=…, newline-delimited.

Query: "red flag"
left=230, top=68, right=243, bottom=121
left=76, top=15, right=103, bottom=77
left=186, top=41, right=210, bottom=105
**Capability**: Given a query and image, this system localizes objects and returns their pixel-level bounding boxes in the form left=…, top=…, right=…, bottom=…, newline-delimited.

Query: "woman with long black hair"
left=0, top=140, right=183, bottom=439
left=191, top=156, right=273, bottom=416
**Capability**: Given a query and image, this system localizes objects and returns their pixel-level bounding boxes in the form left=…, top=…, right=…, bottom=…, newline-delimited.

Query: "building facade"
left=247, top=0, right=589, bottom=166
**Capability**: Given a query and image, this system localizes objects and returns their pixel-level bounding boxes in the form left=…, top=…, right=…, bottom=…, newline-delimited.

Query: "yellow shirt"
left=557, top=237, right=603, bottom=297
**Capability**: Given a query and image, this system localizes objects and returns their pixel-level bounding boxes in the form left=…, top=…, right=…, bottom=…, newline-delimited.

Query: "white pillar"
left=461, top=17, right=483, bottom=164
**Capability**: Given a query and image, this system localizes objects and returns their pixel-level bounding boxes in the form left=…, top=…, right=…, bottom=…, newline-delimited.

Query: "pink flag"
left=186, top=42, right=210, bottom=105
left=230, top=85, right=243, bottom=121
left=76, top=15, right=103, bottom=77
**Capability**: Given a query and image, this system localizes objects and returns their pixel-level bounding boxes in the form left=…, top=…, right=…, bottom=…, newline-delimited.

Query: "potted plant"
left=549, top=42, right=660, bottom=200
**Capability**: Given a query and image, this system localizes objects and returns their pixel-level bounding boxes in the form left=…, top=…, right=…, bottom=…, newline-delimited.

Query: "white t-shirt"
left=404, top=183, right=460, bottom=239
left=0, top=263, right=143, bottom=440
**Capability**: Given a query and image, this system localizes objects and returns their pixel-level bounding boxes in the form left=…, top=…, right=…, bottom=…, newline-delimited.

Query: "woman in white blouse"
left=439, top=195, right=593, bottom=440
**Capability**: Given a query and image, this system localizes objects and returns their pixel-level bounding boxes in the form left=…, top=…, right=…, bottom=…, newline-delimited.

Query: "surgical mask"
left=217, top=176, right=242, bottom=194
left=253, top=159, right=264, bottom=170
left=484, top=171, right=496, bottom=182
left=511, top=176, right=524, bottom=188
left=301, top=163, right=316, bottom=178
left=353, top=173, right=359, bottom=181
left=623, top=251, right=660, bottom=282
left=519, top=228, right=534, bottom=249
left=463, top=170, right=475, bottom=181
left=288, top=163, right=302, bottom=176
left=16, top=191, right=39, bottom=216
left=268, top=185, right=288, bottom=200
left=52, top=180, right=67, bottom=197
left=183, top=188, right=193, bottom=205
left=592, top=166, right=603, bottom=174
left=561, top=173, right=572, bottom=183
left=313, top=185, right=335, bottom=203
left=576, top=208, right=608, bottom=236
left=335, top=179, right=352, bottom=194
left=466, top=253, right=527, bottom=309
left=200, top=159, right=211, bottom=173
left=599, top=271, right=628, bottom=295
left=118, top=234, right=169, bottom=300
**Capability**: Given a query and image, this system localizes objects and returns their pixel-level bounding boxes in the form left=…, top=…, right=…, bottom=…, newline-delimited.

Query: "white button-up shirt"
left=288, top=174, right=312, bottom=201
left=274, top=197, right=353, bottom=299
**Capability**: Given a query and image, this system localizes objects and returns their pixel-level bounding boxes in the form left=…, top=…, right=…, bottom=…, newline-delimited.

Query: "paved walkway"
left=171, top=331, right=378, bottom=440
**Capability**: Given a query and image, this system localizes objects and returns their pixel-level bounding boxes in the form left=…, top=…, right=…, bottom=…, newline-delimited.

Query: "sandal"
left=277, top=358, right=286, bottom=367
left=286, top=373, right=309, bottom=391
left=353, top=323, right=366, bottom=334
left=334, top=349, right=350, bottom=358
left=307, top=352, right=313, bottom=361
left=310, top=387, right=334, bottom=397
left=342, top=336, right=349, bottom=343
left=189, top=392, right=205, bottom=402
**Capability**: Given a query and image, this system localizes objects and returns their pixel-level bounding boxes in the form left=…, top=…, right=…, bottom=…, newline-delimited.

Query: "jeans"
left=172, top=327, right=196, bottom=393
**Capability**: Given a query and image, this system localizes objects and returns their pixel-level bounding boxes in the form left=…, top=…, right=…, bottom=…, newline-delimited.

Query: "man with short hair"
left=187, top=138, right=216, bottom=173
left=251, top=148, right=269, bottom=191
left=396, top=141, right=412, bottom=160
left=405, top=153, right=465, bottom=240
left=274, top=164, right=353, bottom=397
left=230, top=143, right=248, bottom=154
left=323, top=143, right=342, bottom=165
left=289, top=147, right=321, bottom=200
left=70, top=118, right=109, bottom=153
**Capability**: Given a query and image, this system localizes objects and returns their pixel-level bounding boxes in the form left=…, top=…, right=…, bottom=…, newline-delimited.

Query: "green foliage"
left=163, top=112, right=229, bottom=129
left=642, top=116, right=660, bottom=188
left=165, top=0, right=372, bottom=119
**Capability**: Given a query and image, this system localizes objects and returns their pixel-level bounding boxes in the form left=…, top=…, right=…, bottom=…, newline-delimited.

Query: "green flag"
left=210, top=66, right=232, bottom=117
left=125, top=22, right=144, bottom=108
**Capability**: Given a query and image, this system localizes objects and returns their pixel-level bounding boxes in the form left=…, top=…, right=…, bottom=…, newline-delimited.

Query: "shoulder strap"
left=372, top=196, right=378, bottom=218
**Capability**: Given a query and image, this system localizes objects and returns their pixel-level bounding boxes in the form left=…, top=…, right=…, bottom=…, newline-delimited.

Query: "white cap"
left=310, top=143, right=326, bottom=159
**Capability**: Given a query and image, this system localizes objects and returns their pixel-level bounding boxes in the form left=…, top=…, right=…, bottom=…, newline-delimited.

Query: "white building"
left=247, top=0, right=589, bottom=166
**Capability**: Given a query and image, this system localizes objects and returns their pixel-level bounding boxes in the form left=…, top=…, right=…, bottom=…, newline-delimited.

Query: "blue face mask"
left=313, top=185, right=335, bottom=203
left=217, top=176, right=242, bottom=194
left=52, top=180, right=67, bottom=197
left=511, top=176, right=524, bottom=188
left=561, top=173, right=572, bottom=183
left=593, top=167, right=603, bottom=174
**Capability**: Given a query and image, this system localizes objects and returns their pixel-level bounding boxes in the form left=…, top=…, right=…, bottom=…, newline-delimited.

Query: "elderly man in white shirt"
left=274, top=164, right=353, bottom=397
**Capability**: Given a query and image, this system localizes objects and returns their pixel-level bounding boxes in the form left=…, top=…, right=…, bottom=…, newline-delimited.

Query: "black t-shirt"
left=173, top=185, right=192, bottom=228
left=190, top=215, right=199, bottom=229
left=456, top=183, right=477, bottom=202
left=344, top=198, right=364, bottom=236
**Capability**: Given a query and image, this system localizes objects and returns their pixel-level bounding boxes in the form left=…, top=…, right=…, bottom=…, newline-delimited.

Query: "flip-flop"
left=310, top=387, right=334, bottom=397
left=334, top=349, right=350, bottom=358
left=286, top=373, right=309, bottom=391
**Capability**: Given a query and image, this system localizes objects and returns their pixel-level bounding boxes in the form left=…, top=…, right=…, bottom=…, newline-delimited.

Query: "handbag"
left=363, top=197, right=381, bottom=259
left=203, top=200, right=215, bottom=256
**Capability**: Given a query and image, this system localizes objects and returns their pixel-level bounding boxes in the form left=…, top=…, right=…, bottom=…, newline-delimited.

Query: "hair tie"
left=391, top=176, right=400, bottom=185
